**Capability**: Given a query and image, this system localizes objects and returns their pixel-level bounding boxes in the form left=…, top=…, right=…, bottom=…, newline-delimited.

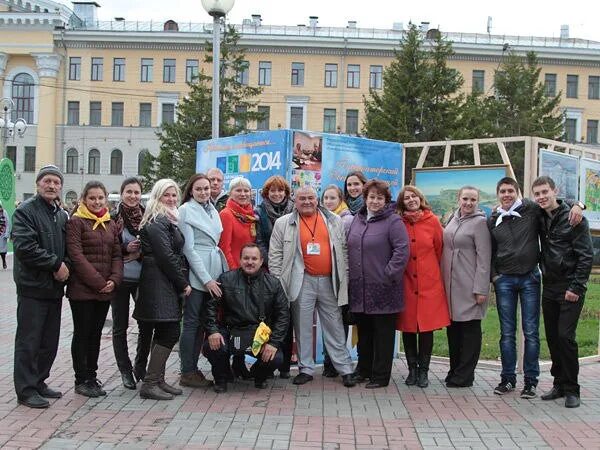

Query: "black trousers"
left=542, top=290, right=584, bottom=396
left=278, top=311, right=294, bottom=373
left=111, top=281, right=152, bottom=374
left=446, top=319, right=482, bottom=385
left=203, top=330, right=283, bottom=383
left=355, top=313, right=397, bottom=384
left=137, top=320, right=180, bottom=350
left=14, top=296, right=62, bottom=398
left=69, top=300, right=111, bottom=384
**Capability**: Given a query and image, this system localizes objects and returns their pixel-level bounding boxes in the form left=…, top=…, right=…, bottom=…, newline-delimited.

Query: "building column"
left=0, top=52, right=8, bottom=79
left=32, top=53, right=61, bottom=170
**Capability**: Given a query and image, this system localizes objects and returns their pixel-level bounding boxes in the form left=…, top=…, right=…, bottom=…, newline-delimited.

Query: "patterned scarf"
left=118, top=202, right=144, bottom=236
left=346, top=195, right=364, bottom=215
left=262, top=197, right=294, bottom=224
left=402, top=209, right=424, bottom=224
left=226, top=198, right=258, bottom=237
left=73, top=203, right=111, bottom=230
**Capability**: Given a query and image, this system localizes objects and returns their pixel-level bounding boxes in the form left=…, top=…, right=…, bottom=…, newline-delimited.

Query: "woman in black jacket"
left=134, top=179, right=192, bottom=400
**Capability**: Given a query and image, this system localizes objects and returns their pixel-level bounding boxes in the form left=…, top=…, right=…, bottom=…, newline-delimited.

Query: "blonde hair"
left=228, top=176, right=252, bottom=193
left=140, top=178, right=180, bottom=227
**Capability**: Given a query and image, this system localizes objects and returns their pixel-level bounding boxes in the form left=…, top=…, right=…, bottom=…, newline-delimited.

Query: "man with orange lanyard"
left=269, top=186, right=356, bottom=387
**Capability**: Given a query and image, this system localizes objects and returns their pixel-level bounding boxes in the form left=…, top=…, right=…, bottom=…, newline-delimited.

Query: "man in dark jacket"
left=204, top=243, right=289, bottom=393
left=207, top=168, right=229, bottom=212
left=532, top=176, right=593, bottom=409
left=12, top=165, right=69, bottom=409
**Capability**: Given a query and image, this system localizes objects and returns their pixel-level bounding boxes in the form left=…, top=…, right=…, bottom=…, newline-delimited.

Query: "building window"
left=186, top=59, right=199, bottom=83
left=141, top=58, right=153, bottom=82
left=6, top=146, right=16, bottom=168
left=24, top=146, right=36, bottom=172
left=91, top=57, right=103, bottom=81
left=544, top=73, right=557, bottom=97
left=113, top=58, right=125, bottom=82
left=257, top=106, right=270, bottom=130
left=67, top=101, right=80, bottom=125
left=163, top=59, right=176, bottom=83
left=290, top=106, right=303, bottom=129
left=323, top=108, right=336, bottom=133
left=291, top=62, right=304, bottom=86
left=12, top=73, right=34, bottom=124
left=66, top=148, right=79, bottom=174
left=139, top=103, right=152, bottom=127
left=236, top=61, right=249, bottom=85
left=589, top=76, right=600, bottom=100
left=138, top=149, right=149, bottom=175
left=111, top=102, right=124, bottom=126
left=347, top=64, right=360, bottom=88
left=161, top=103, right=175, bottom=125
left=110, top=149, right=123, bottom=175
left=587, top=120, right=599, bottom=144
left=325, top=63, right=338, bottom=87
left=88, top=149, right=100, bottom=174
left=234, top=105, right=247, bottom=130
left=564, top=118, right=577, bottom=142
left=472, top=70, right=485, bottom=93
left=89, top=101, right=101, bottom=126
left=65, top=190, right=78, bottom=207
left=369, top=65, right=383, bottom=90
left=258, top=61, right=271, bottom=86
left=69, top=57, right=81, bottom=81
left=566, top=75, right=578, bottom=99
left=346, top=109, right=359, bottom=135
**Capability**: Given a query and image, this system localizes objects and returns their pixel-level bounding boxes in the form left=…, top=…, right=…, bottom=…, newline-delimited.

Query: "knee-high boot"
left=417, top=350, right=431, bottom=388
left=140, top=345, right=174, bottom=400
left=404, top=339, right=418, bottom=386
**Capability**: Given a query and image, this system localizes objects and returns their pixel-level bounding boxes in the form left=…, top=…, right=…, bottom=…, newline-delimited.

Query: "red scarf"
left=226, top=198, right=258, bottom=237
left=402, top=209, right=425, bottom=224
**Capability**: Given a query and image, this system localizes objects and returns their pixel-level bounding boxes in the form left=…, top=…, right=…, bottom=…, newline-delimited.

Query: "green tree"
left=141, top=25, right=263, bottom=186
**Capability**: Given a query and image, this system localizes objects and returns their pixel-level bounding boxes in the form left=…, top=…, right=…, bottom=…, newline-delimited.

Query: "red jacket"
left=66, top=216, right=123, bottom=301
left=396, top=209, right=450, bottom=332
left=218, top=199, right=257, bottom=269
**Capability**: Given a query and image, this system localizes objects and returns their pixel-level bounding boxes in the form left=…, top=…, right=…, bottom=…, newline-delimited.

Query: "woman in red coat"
left=396, top=186, right=450, bottom=388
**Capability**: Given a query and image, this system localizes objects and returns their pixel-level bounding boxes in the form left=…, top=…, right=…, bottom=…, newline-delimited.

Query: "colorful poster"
left=196, top=130, right=290, bottom=203
left=320, top=134, right=404, bottom=198
left=538, top=149, right=579, bottom=200
left=579, top=158, right=600, bottom=230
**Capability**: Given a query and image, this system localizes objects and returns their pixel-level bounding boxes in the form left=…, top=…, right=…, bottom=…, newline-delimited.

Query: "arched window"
left=66, top=148, right=79, bottom=174
left=138, top=149, right=149, bottom=175
left=88, top=148, right=100, bottom=174
left=12, top=73, right=34, bottom=124
left=110, top=149, right=123, bottom=175
left=65, top=190, right=78, bottom=209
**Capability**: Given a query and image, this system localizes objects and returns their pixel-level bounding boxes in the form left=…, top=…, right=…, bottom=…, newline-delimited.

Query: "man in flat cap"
left=12, top=165, right=70, bottom=408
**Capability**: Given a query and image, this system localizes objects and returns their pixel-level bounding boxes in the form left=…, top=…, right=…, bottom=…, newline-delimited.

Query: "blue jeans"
left=494, top=269, right=541, bottom=385
left=179, top=289, right=209, bottom=374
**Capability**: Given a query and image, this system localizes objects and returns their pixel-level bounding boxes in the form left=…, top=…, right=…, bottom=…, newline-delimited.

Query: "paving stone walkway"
left=1, top=256, right=599, bottom=449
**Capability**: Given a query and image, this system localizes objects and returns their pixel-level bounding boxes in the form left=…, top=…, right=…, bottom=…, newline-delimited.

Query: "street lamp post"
left=0, top=98, right=28, bottom=159
left=201, top=0, right=235, bottom=139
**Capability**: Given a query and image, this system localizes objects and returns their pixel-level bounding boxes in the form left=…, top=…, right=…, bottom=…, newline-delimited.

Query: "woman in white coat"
left=178, top=173, right=228, bottom=387
left=441, top=186, right=492, bottom=388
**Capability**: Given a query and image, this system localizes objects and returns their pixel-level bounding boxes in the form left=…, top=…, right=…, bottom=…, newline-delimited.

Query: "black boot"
left=405, top=358, right=418, bottom=386
left=140, top=345, right=173, bottom=400
left=417, top=352, right=431, bottom=388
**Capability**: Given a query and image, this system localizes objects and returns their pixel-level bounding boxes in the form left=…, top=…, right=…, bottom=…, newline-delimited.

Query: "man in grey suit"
left=269, top=186, right=355, bottom=387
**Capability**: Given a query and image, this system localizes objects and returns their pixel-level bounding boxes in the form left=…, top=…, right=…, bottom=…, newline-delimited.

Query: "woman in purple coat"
left=347, top=179, right=409, bottom=388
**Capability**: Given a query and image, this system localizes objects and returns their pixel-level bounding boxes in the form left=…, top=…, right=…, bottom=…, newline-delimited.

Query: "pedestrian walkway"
left=1, top=257, right=599, bottom=449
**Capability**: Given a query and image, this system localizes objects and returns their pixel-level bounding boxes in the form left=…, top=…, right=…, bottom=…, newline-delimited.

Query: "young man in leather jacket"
left=532, top=176, right=593, bottom=409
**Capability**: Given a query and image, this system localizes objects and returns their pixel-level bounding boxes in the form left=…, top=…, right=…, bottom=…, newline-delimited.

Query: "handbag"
left=229, top=281, right=270, bottom=353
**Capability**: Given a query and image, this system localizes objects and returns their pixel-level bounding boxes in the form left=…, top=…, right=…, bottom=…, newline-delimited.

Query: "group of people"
left=11, top=163, right=593, bottom=410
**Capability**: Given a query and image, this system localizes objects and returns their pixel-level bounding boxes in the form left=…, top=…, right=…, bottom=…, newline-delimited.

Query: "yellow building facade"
left=1, top=0, right=600, bottom=201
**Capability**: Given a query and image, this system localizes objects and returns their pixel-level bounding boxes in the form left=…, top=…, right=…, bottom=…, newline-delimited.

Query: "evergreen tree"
left=141, top=25, right=264, bottom=186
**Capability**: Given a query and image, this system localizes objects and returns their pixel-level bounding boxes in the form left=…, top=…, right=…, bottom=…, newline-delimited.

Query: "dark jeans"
left=355, top=313, right=396, bottom=384
left=69, top=300, right=110, bottom=384
left=180, top=289, right=209, bottom=374
left=203, top=330, right=283, bottom=383
left=110, top=281, right=152, bottom=373
left=494, top=269, right=541, bottom=385
left=14, top=296, right=62, bottom=398
left=542, top=288, right=584, bottom=396
left=137, top=321, right=180, bottom=350
left=446, top=320, right=482, bottom=385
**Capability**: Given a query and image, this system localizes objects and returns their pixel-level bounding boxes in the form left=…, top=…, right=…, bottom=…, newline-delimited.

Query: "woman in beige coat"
left=441, top=186, right=492, bottom=388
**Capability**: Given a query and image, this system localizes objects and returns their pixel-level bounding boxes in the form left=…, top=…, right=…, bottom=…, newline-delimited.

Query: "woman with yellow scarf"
left=66, top=181, right=123, bottom=398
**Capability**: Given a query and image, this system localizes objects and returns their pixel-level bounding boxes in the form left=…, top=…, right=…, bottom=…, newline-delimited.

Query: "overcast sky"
left=64, top=0, right=600, bottom=42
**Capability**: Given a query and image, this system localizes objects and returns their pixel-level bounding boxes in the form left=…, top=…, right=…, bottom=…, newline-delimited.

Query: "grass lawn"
left=424, top=275, right=600, bottom=360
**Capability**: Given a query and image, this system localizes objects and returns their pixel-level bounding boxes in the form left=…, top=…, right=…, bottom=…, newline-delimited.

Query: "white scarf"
left=495, top=199, right=522, bottom=226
